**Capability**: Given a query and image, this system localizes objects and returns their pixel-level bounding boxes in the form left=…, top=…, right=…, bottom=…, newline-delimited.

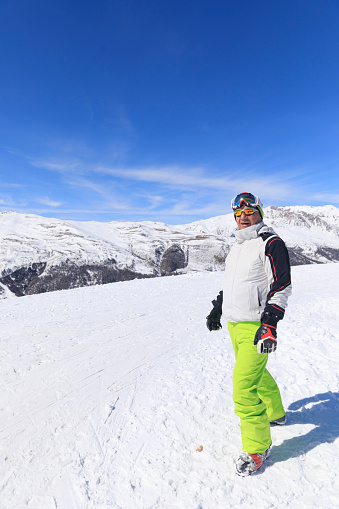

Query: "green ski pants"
left=228, top=321, right=285, bottom=454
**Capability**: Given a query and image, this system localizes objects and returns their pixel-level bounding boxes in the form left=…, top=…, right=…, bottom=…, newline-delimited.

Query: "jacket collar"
left=234, top=221, right=265, bottom=243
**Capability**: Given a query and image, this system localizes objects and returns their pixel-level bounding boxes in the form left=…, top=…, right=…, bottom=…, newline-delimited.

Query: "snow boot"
left=235, top=447, right=271, bottom=476
left=270, top=415, right=286, bottom=426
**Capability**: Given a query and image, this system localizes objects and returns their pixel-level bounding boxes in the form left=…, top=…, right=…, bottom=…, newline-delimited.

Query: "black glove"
left=206, top=291, right=223, bottom=331
left=254, top=312, right=279, bottom=354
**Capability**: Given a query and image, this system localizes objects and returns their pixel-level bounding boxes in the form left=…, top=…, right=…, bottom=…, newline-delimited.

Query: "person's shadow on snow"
left=270, top=391, right=339, bottom=463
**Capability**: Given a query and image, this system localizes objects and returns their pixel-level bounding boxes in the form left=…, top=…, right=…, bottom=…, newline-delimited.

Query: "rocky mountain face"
left=0, top=205, right=338, bottom=297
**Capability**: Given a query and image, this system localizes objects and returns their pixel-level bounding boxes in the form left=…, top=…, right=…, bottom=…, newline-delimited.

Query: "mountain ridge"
left=0, top=205, right=338, bottom=296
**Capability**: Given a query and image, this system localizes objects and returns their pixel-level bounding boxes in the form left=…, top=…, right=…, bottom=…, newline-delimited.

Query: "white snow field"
left=0, top=263, right=338, bottom=509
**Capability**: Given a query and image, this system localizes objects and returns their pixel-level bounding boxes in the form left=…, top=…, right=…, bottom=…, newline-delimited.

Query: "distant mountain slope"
left=0, top=205, right=338, bottom=296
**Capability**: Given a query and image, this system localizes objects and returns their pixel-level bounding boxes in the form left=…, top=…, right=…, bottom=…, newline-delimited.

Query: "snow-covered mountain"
left=1, top=263, right=338, bottom=507
left=0, top=205, right=338, bottom=296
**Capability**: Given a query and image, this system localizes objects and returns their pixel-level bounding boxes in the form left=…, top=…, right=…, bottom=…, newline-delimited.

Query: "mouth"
left=239, top=221, right=251, bottom=228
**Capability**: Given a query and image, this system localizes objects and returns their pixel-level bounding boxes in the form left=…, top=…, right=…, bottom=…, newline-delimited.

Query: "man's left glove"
left=206, top=291, right=223, bottom=331
left=254, top=312, right=279, bottom=354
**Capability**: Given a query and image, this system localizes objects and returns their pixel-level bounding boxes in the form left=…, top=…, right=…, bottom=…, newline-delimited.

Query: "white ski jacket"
left=222, top=221, right=292, bottom=323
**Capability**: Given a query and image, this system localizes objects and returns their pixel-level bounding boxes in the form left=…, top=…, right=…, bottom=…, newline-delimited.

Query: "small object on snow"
left=196, top=445, right=203, bottom=452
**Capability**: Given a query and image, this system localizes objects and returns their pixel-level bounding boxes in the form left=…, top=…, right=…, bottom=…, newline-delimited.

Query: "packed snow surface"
left=0, top=263, right=338, bottom=508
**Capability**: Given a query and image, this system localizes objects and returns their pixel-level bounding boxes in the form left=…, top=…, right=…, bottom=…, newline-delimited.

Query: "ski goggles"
left=234, top=207, right=257, bottom=217
left=231, top=192, right=264, bottom=218
left=231, top=192, right=260, bottom=210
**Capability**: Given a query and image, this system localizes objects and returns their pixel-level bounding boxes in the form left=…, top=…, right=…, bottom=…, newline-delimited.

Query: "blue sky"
left=0, top=0, right=338, bottom=223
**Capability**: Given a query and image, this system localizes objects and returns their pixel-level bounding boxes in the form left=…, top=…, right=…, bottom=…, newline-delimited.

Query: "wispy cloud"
left=94, top=166, right=296, bottom=209
left=0, top=193, right=27, bottom=207
left=29, top=158, right=83, bottom=173
left=20, top=149, right=339, bottom=222
left=311, top=193, right=339, bottom=204
left=0, top=181, right=23, bottom=189
left=35, top=197, right=63, bottom=207
left=28, top=153, right=299, bottom=202
left=96, top=164, right=294, bottom=202
left=65, top=176, right=130, bottom=210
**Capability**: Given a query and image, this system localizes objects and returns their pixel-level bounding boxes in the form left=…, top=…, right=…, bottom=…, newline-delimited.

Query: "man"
left=206, top=192, right=292, bottom=476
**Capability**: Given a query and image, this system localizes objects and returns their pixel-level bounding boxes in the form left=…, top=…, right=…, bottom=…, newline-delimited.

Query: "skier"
left=206, top=192, right=292, bottom=476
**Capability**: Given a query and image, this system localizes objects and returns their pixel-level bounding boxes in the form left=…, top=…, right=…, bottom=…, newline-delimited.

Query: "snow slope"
left=0, top=263, right=338, bottom=508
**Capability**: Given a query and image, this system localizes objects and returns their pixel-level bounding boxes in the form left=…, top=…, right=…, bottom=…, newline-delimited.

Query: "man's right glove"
left=206, top=291, right=223, bottom=331
left=254, top=312, right=279, bottom=354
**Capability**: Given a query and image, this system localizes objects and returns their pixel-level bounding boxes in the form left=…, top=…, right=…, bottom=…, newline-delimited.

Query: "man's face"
left=235, top=207, right=262, bottom=230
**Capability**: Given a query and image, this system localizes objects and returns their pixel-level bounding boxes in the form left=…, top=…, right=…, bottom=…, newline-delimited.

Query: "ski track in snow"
left=0, top=264, right=338, bottom=508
